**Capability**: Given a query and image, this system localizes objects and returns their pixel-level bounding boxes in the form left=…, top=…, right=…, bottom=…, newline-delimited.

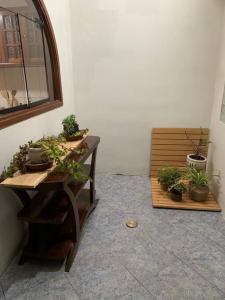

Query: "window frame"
left=0, top=0, right=63, bottom=129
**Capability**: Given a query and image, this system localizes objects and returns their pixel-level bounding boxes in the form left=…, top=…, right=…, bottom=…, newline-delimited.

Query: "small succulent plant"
left=62, top=115, right=79, bottom=136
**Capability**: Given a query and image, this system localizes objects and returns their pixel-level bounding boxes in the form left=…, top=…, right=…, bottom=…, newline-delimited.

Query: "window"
left=0, top=0, right=62, bottom=129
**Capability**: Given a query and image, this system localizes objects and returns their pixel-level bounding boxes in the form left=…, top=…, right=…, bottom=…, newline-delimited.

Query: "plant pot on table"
left=64, top=129, right=88, bottom=142
left=28, top=147, right=48, bottom=164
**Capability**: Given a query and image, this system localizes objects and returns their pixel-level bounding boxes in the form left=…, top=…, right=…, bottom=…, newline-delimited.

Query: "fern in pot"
left=158, top=167, right=182, bottom=191
left=185, top=167, right=209, bottom=202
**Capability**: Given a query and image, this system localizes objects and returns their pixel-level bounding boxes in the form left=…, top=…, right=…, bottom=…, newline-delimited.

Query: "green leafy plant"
left=1, top=135, right=88, bottom=183
left=33, top=136, right=66, bottom=163
left=185, top=166, right=209, bottom=187
left=185, top=127, right=211, bottom=158
left=168, top=181, right=187, bottom=193
left=158, top=167, right=182, bottom=188
left=62, top=114, right=79, bottom=136
left=0, top=143, right=30, bottom=180
left=33, top=136, right=88, bottom=181
left=74, top=148, right=87, bottom=156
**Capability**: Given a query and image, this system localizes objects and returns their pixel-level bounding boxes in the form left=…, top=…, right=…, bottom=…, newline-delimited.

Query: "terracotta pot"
left=190, top=186, right=209, bottom=202
left=65, top=134, right=83, bottom=142
left=28, top=147, right=47, bottom=164
left=187, top=154, right=207, bottom=171
left=64, top=129, right=87, bottom=142
left=170, top=189, right=182, bottom=202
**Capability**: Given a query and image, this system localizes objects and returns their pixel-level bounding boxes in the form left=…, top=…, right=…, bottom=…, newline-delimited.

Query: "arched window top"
left=0, top=0, right=62, bottom=129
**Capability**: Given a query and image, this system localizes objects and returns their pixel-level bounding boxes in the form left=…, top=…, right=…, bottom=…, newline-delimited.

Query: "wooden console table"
left=0, top=136, right=100, bottom=272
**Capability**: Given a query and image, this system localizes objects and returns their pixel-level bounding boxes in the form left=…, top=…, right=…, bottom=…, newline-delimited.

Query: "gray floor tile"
left=1, top=175, right=225, bottom=300
left=15, top=276, right=79, bottom=300
left=1, top=260, right=40, bottom=300
left=119, top=238, right=224, bottom=300
left=66, top=254, right=151, bottom=300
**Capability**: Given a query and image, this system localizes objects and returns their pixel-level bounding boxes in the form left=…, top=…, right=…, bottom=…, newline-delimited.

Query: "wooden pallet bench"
left=150, top=128, right=221, bottom=211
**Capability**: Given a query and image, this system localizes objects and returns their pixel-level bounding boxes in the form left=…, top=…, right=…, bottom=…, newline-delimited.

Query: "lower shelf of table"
left=21, top=189, right=98, bottom=261
left=24, top=239, right=74, bottom=260
left=77, top=189, right=97, bottom=228
left=151, top=178, right=221, bottom=212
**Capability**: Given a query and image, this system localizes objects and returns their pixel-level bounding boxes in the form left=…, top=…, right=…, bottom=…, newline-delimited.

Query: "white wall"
left=0, top=0, right=75, bottom=274
left=71, top=0, right=224, bottom=175
left=209, top=5, right=225, bottom=217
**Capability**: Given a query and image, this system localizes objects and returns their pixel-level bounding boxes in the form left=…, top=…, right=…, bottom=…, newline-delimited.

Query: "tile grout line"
left=64, top=272, right=81, bottom=299
left=119, top=260, right=156, bottom=299
left=143, top=229, right=225, bottom=297
left=180, top=219, right=225, bottom=259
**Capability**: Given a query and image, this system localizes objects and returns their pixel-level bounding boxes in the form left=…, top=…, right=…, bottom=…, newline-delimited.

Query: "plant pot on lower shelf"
left=190, top=186, right=209, bottom=202
left=187, top=154, right=207, bottom=171
left=170, top=188, right=183, bottom=202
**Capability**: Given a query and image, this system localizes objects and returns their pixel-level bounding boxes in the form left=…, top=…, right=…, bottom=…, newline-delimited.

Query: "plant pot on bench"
left=187, top=154, right=207, bottom=171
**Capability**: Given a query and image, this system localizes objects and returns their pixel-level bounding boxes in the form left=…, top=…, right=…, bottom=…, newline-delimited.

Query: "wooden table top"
left=0, top=134, right=89, bottom=189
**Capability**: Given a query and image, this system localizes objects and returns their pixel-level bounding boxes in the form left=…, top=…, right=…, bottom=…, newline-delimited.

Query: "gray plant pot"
left=190, top=186, right=209, bottom=202
left=187, top=154, right=207, bottom=170
left=28, top=147, right=47, bottom=164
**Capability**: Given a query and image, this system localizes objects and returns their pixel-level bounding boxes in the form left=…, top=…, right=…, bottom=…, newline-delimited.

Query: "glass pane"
left=5, top=31, right=14, bottom=44
left=0, top=10, right=28, bottom=113
left=19, top=15, right=49, bottom=105
left=0, top=8, right=22, bottom=64
left=43, top=33, right=54, bottom=100
left=0, top=0, right=40, bottom=22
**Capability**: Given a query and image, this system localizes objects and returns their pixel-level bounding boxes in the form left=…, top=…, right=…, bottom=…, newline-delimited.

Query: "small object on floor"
left=126, top=219, right=138, bottom=228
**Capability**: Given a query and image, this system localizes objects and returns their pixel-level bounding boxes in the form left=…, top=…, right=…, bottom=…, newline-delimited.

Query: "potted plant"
left=62, top=115, right=88, bottom=141
left=158, top=167, right=182, bottom=191
left=28, top=142, right=48, bottom=164
left=185, top=128, right=210, bottom=170
left=1, top=135, right=88, bottom=182
left=185, top=167, right=209, bottom=202
left=168, top=181, right=187, bottom=201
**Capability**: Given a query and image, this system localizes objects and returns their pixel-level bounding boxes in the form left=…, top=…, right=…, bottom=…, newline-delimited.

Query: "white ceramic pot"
left=28, top=147, right=46, bottom=164
left=187, top=154, right=207, bottom=171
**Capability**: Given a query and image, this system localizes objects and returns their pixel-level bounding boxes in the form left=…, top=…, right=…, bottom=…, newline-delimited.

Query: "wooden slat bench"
left=150, top=128, right=221, bottom=211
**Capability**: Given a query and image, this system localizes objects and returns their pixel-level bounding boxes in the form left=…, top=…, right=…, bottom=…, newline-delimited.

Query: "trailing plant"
left=32, top=136, right=67, bottom=163
left=158, top=167, right=182, bottom=188
left=185, top=127, right=211, bottom=158
left=0, top=143, right=30, bottom=180
left=62, top=114, right=79, bottom=136
left=34, top=136, right=88, bottom=181
left=185, top=167, right=209, bottom=187
left=0, top=135, right=88, bottom=182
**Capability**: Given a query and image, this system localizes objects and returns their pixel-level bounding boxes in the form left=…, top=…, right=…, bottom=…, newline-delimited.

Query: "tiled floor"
left=1, top=175, right=225, bottom=299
